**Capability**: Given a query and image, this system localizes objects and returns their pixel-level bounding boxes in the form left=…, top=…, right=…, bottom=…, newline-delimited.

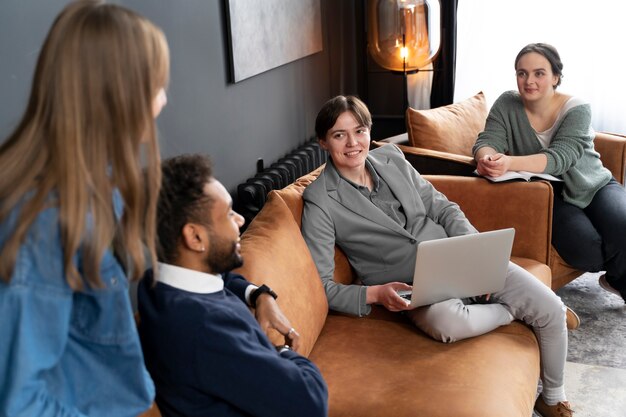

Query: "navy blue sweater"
left=138, top=270, right=328, bottom=417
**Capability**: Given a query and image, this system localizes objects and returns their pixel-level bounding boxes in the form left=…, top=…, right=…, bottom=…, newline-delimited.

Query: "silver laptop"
left=399, top=228, right=515, bottom=307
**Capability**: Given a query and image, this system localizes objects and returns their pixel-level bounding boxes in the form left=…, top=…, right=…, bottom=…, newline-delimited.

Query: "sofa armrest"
left=374, top=132, right=410, bottom=145
left=424, top=175, right=553, bottom=265
left=595, top=132, right=626, bottom=184
left=372, top=140, right=477, bottom=176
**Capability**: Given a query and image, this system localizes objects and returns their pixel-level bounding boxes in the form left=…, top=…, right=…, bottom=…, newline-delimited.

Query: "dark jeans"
left=551, top=179, right=626, bottom=296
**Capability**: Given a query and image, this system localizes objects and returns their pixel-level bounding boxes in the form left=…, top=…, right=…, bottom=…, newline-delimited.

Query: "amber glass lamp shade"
left=368, top=0, right=441, bottom=73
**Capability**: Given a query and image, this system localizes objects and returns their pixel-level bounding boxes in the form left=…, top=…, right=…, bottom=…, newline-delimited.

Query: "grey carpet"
left=556, top=272, right=626, bottom=369
left=531, top=272, right=626, bottom=416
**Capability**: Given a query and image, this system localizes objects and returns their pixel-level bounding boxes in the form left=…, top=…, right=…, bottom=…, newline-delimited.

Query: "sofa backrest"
left=233, top=190, right=328, bottom=357
left=594, top=131, right=626, bottom=185
left=425, top=175, right=552, bottom=264
left=272, top=166, right=358, bottom=286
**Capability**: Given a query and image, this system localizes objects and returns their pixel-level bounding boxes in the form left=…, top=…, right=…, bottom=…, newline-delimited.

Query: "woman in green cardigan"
left=473, top=43, right=626, bottom=308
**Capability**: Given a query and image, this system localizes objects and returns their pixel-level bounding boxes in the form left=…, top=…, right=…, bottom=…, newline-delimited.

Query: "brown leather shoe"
left=565, top=306, right=580, bottom=331
left=534, top=396, right=574, bottom=417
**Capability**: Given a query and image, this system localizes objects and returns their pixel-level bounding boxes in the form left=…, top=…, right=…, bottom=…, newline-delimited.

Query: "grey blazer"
left=302, top=144, right=477, bottom=316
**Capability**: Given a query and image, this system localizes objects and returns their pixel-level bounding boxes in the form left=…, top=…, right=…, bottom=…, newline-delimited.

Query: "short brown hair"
left=315, top=95, right=372, bottom=140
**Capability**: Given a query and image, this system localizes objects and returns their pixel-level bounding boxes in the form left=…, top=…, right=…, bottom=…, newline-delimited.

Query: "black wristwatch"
left=250, top=284, right=278, bottom=308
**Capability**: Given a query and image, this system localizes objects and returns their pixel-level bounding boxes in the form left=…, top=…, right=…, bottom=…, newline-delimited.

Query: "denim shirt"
left=0, top=191, right=154, bottom=417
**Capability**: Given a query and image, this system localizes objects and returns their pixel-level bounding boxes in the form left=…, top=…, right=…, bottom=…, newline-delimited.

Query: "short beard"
left=206, top=237, right=243, bottom=274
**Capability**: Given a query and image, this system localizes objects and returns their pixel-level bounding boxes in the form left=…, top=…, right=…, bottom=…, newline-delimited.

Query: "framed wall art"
left=225, top=0, right=323, bottom=83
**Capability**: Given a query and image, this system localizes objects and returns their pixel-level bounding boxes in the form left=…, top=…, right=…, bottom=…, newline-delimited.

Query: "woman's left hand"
left=476, top=153, right=511, bottom=177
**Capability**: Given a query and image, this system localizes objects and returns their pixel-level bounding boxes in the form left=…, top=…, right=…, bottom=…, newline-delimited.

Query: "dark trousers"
left=551, top=179, right=626, bottom=297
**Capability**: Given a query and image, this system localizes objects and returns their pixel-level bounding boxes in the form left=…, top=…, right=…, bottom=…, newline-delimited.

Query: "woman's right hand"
left=366, top=282, right=413, bottom=312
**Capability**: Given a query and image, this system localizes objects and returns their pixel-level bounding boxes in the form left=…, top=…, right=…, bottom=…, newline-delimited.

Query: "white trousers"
left=406, top=262, right=567, bottom=397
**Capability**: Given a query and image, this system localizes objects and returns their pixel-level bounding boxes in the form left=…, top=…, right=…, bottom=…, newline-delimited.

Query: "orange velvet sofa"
left=226, top=167, right=555, bottom=417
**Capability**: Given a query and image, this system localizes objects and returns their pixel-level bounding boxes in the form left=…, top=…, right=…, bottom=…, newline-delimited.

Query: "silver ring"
left=287, top=328, right=296, bottom=336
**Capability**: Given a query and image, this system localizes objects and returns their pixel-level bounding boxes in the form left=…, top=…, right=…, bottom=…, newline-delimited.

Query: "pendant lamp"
left=368, top=0, right=441, bottom=74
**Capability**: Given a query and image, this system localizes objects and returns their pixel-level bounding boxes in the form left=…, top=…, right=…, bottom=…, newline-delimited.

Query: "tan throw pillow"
left=233, top=192, right=328, bottom=357
left=273, top=171, right=358, bottom=287
left=406, top=91, right=488, bottom=157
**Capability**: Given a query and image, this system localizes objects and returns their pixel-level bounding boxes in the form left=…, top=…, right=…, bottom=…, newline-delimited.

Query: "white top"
left=535, top=96, right=588, bottom=148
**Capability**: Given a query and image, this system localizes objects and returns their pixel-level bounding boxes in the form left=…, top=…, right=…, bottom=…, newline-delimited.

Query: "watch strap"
left=250, top=284, right=277, bottom=308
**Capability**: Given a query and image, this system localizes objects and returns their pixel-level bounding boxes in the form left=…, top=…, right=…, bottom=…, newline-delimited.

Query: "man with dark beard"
left=137, top=154, right=328, bottom=417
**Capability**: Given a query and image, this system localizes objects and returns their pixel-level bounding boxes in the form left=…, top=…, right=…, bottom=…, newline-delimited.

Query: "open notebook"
left=475, top=169, right=562, bottom=183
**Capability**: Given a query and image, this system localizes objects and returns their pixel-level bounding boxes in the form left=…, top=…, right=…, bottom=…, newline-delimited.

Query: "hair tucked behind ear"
left=0, top=0, right=170, bottom=289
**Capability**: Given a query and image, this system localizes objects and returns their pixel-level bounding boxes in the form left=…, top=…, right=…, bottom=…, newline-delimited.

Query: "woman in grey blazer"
left=301, top=96, right=574, bottom=417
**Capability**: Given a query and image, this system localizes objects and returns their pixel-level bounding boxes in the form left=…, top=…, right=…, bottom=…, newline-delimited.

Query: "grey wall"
left=0, top=0, right=71, bottom=141
left=0, top=0, right=359, bottom=193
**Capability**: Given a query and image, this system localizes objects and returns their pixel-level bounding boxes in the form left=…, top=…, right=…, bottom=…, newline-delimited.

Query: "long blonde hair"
left=0, top=0, right=170, bottom=290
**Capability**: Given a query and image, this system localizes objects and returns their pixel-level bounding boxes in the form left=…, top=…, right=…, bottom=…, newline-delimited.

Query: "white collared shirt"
left=156, top=262, right=256, bottom=304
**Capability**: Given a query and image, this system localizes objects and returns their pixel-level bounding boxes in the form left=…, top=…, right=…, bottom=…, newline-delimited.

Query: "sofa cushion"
left=309, top=314, right=539, bottom=417
left=406, top=91, right=488, bottom=157
left=234, top=192, right=328, bottom=357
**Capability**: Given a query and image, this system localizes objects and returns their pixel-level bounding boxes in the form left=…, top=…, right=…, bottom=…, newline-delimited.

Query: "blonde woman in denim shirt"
left=0, top=1, right=169, bottom=416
